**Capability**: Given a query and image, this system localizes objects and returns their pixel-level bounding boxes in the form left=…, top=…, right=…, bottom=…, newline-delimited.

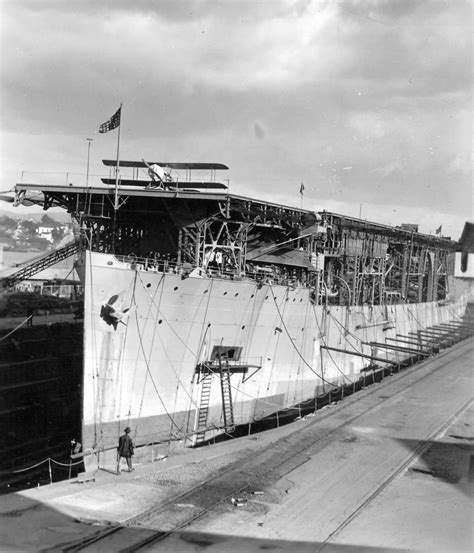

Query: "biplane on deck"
left=102, top=159, right=229, bottom=190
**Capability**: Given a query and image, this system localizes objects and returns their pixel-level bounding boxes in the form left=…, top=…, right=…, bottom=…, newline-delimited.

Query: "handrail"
left=112, top=254, right=311, bottom=288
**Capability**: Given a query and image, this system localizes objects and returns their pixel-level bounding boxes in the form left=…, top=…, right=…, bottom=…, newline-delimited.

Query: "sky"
left=1, top=0, right=472, bottom=238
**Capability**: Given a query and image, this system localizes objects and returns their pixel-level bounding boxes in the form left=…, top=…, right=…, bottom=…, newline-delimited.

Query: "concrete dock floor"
left=1, top=339, right=473, bottom=553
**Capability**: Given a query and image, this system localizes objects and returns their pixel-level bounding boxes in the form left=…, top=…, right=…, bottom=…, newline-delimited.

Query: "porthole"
left=265, top=296, right=268, bottom=300
left=146, top=283, right=151, bottom=288
left=173, top=286, right=178, bottom=291
left=158, top=319, right=163, bottom=324
left=223, top=291, right=228, bottom=296
left=107, top=261, right=113, bottom=266
left=250, top=294, right=254, bottom=299
left=234, top=293, right=239, bottom=297
left=300, top=298, right=303, bottom=302
left=293, top=298, right=296, bottom=302
left=204, top=289, right=208, bottom=294
left=241, top=325, right=245, bottom=330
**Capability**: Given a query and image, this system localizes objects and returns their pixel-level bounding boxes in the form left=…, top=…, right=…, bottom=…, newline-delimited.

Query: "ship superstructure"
left=11, top=160, right=466, bottom=467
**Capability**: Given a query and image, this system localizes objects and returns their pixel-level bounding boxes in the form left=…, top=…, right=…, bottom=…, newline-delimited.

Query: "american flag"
left=300, top=182, right=305, bottom=195
left=99, top=106, right=121, bottom=133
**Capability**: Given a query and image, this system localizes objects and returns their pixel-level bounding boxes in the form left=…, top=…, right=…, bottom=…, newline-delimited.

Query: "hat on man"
left=124, top=427, right=131, bottom=433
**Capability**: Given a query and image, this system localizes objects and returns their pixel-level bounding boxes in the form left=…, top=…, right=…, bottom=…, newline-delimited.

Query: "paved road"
left=1, top=339, right=472, bottom=552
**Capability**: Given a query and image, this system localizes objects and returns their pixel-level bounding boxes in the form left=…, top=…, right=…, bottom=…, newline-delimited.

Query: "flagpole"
left=114, top=103, right=123, bottom=210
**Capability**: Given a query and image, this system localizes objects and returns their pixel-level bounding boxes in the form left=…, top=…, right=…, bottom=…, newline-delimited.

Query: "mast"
left=114, top=103, right=123, bottom=211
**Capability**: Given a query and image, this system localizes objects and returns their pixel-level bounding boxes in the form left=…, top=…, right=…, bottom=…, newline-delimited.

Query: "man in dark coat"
left=117, top=426, right=134, bottom=474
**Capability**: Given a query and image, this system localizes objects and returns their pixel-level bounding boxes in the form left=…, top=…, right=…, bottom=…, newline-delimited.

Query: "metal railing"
left=112, top=254, right=313, bottom=288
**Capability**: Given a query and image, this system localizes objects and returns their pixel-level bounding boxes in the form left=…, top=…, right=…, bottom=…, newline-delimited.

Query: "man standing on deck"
left=117, top=427, right=134, bottom=474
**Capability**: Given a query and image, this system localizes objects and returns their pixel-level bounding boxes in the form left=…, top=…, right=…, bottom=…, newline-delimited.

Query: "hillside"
left=0, top=213, right=75, bottom=252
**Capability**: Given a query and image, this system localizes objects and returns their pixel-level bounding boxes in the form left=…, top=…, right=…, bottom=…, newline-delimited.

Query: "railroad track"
left=315, top=396, right=474, bottom=552
left=47, top=338, right=473, bottom=552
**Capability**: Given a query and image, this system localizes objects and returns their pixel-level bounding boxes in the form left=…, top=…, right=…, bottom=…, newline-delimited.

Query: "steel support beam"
left=435, top=324, right=471, bottom=333
left=415, top=329, right=451, bottom=337
left=405, top=333, right=439, bottom=343
left=398, top=333, right=434, bottom=342
left=386, top=336, right=427, bottom=347
left=363, top=341, right=429, bottom=355
left=320, top=345, right=399, bottom=365
left=409, top=330, right=449, bottom=338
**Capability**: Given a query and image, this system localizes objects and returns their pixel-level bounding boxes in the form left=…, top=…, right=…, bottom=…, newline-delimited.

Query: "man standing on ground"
left=117, top=426, right=134, bottom=474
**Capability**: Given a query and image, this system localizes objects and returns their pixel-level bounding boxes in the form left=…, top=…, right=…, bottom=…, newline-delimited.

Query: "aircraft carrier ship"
left=4, top=159, right=469, bottom=471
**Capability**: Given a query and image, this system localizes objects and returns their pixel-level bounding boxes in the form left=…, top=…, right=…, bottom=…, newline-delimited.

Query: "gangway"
left=1, top=242, right=84, bottom=290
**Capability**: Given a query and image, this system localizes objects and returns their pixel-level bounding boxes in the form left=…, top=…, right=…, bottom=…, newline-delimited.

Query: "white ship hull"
left=76, top=250, right=467, bottom=468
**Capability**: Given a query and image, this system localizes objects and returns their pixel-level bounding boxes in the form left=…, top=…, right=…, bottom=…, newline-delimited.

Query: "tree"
left=41, top=214, right=57, bottom=226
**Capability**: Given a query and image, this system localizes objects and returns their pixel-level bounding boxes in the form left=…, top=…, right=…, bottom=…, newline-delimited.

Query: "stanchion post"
left=69, top=440, right=74, bottom=480
left=48, top=459, right=52, bottom=485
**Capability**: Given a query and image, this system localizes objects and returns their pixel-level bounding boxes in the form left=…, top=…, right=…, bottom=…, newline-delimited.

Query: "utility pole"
left=86, top=138, right=93, bottom=186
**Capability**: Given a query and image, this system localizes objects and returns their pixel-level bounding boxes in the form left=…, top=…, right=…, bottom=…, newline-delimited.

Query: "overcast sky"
left=1, top=0, right=472, bottom=238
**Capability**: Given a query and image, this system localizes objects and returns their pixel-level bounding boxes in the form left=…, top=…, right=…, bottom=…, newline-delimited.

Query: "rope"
left=0, top=316, right=31, bottom=342
left=328, top=311, right=366, bottom=355
left=12, top=458, right=50, bottom=473
left=117, top=272, right=138, bottom=439
left=50, top=458, right=84, bottom=467
left=139, top=277, right=290, bottom=411
left=87, top=250, right=100, bottom=448
left=12, top=456, right=83, bottom=473
left=311, top=304, right=353, bottom=385
left=147, top=279, right=369, bottom=413
left=269, top=285, right=338, bottom=387
left=134, top=311, right=184, bottom=434
left=136, top=273, right=241, bottom=434
left=406, top=306, right=426, bottom=330
left=152, top=303, right=290, bottom=411
left=134, top=274, right=165, bottom=422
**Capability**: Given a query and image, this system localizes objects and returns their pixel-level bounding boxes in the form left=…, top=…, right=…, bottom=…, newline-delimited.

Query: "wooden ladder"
left=220, top=366, right=235, bottom=433
left=194, top=373, right=212, bottom=444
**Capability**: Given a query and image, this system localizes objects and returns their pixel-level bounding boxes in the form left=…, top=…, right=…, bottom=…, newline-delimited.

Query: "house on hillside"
left=37, top=226, right=54, bottom=243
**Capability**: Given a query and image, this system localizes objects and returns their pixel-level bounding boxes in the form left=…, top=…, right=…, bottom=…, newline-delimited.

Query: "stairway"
left=1, top=242, right=84, bottom=290
left=194, top=373, right=212, bottom=445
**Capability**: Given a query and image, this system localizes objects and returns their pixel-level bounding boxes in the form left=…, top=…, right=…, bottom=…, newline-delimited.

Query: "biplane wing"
left=102, top=160, right=229, bottom=170
left=100, top=178, right=228, bottom=190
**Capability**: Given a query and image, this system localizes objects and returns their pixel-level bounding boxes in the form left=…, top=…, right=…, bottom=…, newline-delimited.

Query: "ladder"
left=194, top=373, right=212, bottom=444
left=220, top=365, right=235, bottom=432
left=1, top=242, right=84, bottom=290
